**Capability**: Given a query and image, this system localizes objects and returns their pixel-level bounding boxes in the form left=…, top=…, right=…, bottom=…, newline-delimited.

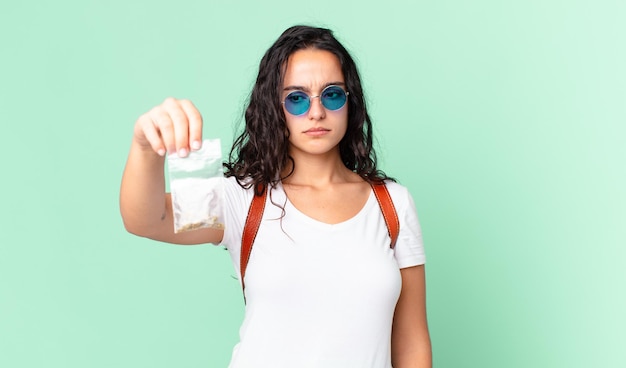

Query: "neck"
left=282, top=149, right=359, bottom=187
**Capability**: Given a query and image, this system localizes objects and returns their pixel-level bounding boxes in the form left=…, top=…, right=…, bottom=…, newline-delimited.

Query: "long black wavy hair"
left=224, top=25, right=392, bottom=194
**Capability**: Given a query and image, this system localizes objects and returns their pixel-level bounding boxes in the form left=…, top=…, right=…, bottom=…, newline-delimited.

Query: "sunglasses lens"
left=321, top=86, right=347, bottom=111
left=283, top=86, right=348, bottom=115
left=284, top=91, right=310, bottom=115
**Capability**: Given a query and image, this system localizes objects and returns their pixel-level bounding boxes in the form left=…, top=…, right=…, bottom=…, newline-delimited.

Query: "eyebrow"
left=283, top=81, right=346, bottom=92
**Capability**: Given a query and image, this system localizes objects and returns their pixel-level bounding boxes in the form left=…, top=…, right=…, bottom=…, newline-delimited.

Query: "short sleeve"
left=213, top=177, right=263, bottom=284
left=387, top=182, right=426, bottom=268
left=217, top=177, right=251, bottom=242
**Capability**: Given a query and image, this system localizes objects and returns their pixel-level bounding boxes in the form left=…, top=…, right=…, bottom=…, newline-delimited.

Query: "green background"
left=1, top=0, right=624, bottom=367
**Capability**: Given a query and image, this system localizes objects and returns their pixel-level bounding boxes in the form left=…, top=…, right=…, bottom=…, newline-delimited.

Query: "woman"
left=120, top=25, right=431, bottom=368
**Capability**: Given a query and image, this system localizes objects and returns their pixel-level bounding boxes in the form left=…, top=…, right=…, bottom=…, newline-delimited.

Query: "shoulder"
left=382, top=181, right=414, bottom=208
left=222, top=176, right=254, bottom=197
left=221, top=176, right=257, bottom=220
left=383, top=180, right=409, bottom=196
left=381, top=180, right=421, bottom=226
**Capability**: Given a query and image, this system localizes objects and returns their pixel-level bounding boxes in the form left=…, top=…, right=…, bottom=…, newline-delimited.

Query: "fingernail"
left=191, top=140, right=201, bottom=150
left=178, top=148, right=188, bottom=157
left=157, top=148, right=166, bottom=156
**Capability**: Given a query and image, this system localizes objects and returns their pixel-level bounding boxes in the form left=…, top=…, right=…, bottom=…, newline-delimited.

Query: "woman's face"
left=281, top=48, right=348, bottom=159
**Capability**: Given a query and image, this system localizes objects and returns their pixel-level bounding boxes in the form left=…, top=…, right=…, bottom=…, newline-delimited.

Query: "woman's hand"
left=133, top=97, right=204, bottom=157
left=121, top=97, right=223, bottom=245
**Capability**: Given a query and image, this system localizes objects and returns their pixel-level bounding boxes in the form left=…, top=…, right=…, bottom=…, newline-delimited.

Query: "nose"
left=307, top=95, right=326, bottom=120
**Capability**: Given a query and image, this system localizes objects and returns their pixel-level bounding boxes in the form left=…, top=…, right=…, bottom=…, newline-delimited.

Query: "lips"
left=303, top=127, right=331, bottom=133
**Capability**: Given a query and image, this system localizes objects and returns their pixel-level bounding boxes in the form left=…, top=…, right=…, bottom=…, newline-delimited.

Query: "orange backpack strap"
left=240, top=183, right=267, bottom=299
left=371, top=182, right=400, bottom=249
left=239, top=182, right=399, bottom=299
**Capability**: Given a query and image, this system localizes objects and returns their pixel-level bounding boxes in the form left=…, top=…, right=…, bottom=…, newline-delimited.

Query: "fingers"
left=135, top=98, right=203, bottom=157
left=148, top=102, right=177, bottom=155
left=136, top=112, right=167, bottom=156
left=160, top=97, right=189, bottom=156
left=179, top=99, right=203, bottom=151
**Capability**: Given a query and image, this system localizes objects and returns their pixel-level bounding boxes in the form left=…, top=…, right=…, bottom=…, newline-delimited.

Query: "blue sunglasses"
left=282, top=85, right=349, bottom=116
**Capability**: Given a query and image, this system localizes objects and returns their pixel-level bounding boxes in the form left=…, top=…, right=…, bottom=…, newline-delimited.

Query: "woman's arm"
left=391, top=265, right=432, bottom=368
left=119, top=98, right=223, bottom=245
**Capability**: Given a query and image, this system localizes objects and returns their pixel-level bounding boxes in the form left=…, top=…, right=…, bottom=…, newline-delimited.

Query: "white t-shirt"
left=219, top=176, right=425, bottom=368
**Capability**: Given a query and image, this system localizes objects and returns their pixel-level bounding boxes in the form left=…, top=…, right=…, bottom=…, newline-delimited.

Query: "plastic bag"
left=167, top=139, right=225, bottom=233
